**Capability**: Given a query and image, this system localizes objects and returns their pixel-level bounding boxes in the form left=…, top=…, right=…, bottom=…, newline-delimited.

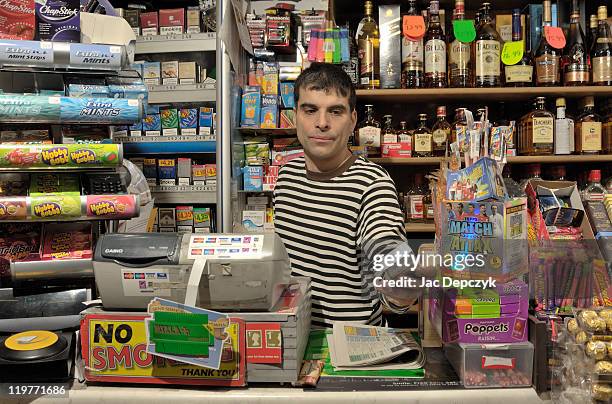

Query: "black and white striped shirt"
left=273, top=156, right=407, bottom=328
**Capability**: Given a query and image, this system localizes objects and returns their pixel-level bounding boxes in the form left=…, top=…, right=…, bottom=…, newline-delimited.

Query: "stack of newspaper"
left=327, top=322, right=426, bottom=371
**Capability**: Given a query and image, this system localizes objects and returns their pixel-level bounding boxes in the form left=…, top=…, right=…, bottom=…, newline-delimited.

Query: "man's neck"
left=305, top=149, right=353, bottom=173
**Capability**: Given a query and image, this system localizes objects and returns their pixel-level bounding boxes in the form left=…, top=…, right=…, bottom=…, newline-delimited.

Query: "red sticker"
left=544, top=26, right=566, bottom=49
left=403, top=16, right=426, bottom=40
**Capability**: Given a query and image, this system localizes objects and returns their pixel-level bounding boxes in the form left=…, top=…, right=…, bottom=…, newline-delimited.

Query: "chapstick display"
left=35, top=0, right=80, bottom=42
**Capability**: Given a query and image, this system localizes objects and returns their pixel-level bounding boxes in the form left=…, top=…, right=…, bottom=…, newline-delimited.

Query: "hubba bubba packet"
left=30, top=194, right=82, bottom=220
left=42, top=222, right=92, bottom=260
left=85, top=195, right=138, bottom=220
left=0, top=223, right=42, bottom=279
left=0, top=144, right=122, bottom=169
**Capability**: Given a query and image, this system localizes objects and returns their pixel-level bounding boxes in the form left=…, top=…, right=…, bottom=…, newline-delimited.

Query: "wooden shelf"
left=371, top=154, right=612, bottom=166
left=356, top=86, right=612, bottom=104
left=405, top=223, right=435, bottom=233
left=238, top=127, right=297, bottom=136
left=370, top=157, right=443, bottom=165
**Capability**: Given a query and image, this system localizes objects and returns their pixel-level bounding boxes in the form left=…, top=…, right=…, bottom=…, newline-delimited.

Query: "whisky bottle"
left=424, top=0, right=447, bottom=88
left=534, top=0, right=561, bottom=86
left=398, top=121, right=412, bottom=157
left=401, top=0, right=424, bottom=88
left=604, top=99, right=612, bottom=154
left=474, top=2, right=502, bottom=87
left=518, top=97, right=554, bottom=155
left=564, top=0, right=590, bottom=86
left=453, top=107, right=468, bottom=155
left=592, top=6, right=612, bottom=86
left=432, top=106, right=451, bottom=156
left=588, top=14, right=598, bottom=52
left=357, top=104, right=381, bottom=156
left=574, top=96, right=602, bottom=155
left=413, top=113, right=433, bottom=157
left=342, top=27, right=360, bottom=86
left=407, top=173, right=425, bottom=223
left=382, top=115, right=397, bottom=144
left=554, top=98, right=573, bottom=155
left=505, top=8, right=533, bottom=86
left=448, top=0, right=473, bottom=88
left=357, top=0, right=381, bottom=89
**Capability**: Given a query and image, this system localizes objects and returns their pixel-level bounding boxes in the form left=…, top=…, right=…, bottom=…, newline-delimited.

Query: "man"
left=490, top=204, right=504, bottom=238
left=478, top=204, right=489, bottom=221
left=273, top=63, right=415, bottom=328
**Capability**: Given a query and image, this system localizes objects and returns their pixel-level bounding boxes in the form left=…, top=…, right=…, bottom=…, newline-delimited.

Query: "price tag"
left=501, top=41, right=524, bottom=65
left=544, top=26, right=566, bottom=49
left=453, top=20, right=476, bottom=43
left=403, top=16, right=426, bottom=40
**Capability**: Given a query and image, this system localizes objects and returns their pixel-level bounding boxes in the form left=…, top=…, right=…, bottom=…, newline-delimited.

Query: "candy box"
left=279, top=82, right=295, bottom=109
left=194, top=207, right=211, bottom=228
left=429, top=279, right=529, bottom=344
left=444, top=341, right=534, bottom=388
left=0, top=173, right=28, bottom=196
left=0, top=0, right=35, bottom=40
left=244, top=142, right=269, bottom=165
left=85, top=195, right=139, bottom=220
left=41, top=222, right=92, bottom=260
left=240, top=86, right=261, bottom=128
left=260, top=95, right=278, bottom=129
left=0, top=223, right=41, bottom=279
left=67, top=84, right=110, bottom=98
left=157, top=159, right=176, bottom=186
left=446, top=157, right=506, bottom=202
left=279, top=109, right=295, bottom=129
left=243, top=165, right=263, bottom=192
left=175, top=205, right=194, bottom=226
left=161, top=109, right=179, bottom=136
left=262, top=62, right=278, bottom=95
left=242, top=210, right=265, bottom=231
left=179, top=108, right=198, bottom=135
left=36, top=0, right=80, bottom=42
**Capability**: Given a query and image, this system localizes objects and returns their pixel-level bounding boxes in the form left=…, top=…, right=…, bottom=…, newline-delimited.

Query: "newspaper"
left=327, top=322, right=426, bottom=371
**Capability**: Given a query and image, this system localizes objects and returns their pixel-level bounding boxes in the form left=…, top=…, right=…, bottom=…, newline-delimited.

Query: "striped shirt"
left=273, top=155, right=407, bottom=328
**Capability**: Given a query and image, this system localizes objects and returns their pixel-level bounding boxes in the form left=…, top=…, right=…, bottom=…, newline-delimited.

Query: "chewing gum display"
left=85, top=195, right=139, bottom=219
left=60, top=97, right=141, bottom=123
left=42, top=222, right=92, bottom=260
left=0, top=0, right=35, bottom=40
left=67, top=84, right=110, bottom=98
left=0, top=196, right=28, bottom=220
left=29, top=173, right=80, bottom=195
left=0, top=94, right=60, bottom=122
left=0, top=223, right=41, bottom=279
left=0, top=144, right=122, bottom=169
left=69, top=43, right=125, bottom=70
left=36, top=0, right=80, bottom=42
left=30, top=194, right=82, bottom=219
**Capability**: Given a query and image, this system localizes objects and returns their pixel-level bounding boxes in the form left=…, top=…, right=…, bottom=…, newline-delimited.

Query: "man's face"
left=492, top=206, right=498, bottom=214
left=296, top=87, right=357, bottom=163
left=469, top=205, right=475, bottom=213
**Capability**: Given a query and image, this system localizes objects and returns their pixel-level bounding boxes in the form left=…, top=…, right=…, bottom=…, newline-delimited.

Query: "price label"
left=453, top=20, right=476, bottom=43
left=403, top=16, right=426, bottom=40
left=544, top=26, right=566, bottom=49
left=502, top=41, right=524, bottom=65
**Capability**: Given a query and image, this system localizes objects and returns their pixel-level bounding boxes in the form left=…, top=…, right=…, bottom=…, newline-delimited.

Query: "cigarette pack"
left=186, top=7, right=201, bottom=33
left=192, top=164, right=206, bottom=185
left=143, top=158, right=157, bottom=186
left=140, top=11, right=158, bottom=36
left=175, top=205, right=194, bottom=226
left=199, top=107, right=214, bottom=129
left=143, top=114, right=161, bottom=136
left=158, top=208, right=176, bottom=228
left=157, top=159, right=176, bottom=186
left=194, top=207, right=211, bottom=228
left=179, top=108, right=198, bottom=135
left=143, top=62, right=161, bottom=85
left=177, top=157, right=192, bottom=185
left=161, top=61, right=179, bottom=85
left=161, top=109, right=179, bottom=136
left=159, top=8, right=184, bottom=35
left=179, top=62, right=198, bottom=84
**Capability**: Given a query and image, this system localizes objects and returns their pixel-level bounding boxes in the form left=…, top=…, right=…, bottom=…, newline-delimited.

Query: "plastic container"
left=444, top=341, right=534, bottom=388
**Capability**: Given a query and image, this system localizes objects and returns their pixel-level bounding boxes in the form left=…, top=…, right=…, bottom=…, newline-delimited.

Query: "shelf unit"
left=135, top=32, right=216, bottom=54
left=114, top=135, right=216, bottom=154
left=238, top=128, right=297, bottom=136
left=371, top=154, right=612, bottom=166
left=405, top=223, right=436, bottom=233
left=147, top=83, right=216, bottom=104
left=150, top=185, right=217, bottom=204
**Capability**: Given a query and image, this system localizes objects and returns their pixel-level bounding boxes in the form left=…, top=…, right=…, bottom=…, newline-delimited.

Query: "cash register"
left=91, top=232, right=311, bottom=384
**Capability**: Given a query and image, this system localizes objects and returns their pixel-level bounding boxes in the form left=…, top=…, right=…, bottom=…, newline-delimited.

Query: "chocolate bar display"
left=41, top=222, right=92, bottom=260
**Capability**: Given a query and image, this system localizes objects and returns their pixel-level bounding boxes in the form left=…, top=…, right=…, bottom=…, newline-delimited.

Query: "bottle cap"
left=400, top=120, right=407, bottom=126
left=418, top=113, right=428, bottom=119
left=590, top=14, right=598, bottom=28
left=365, top=1, right=373, bottom=14
left=556, top=98, right=566, bottom=107
left=536, top=96, right=546, bottom=102
left=582, top=96, right=595, bottom=108
left=384, top=114, right=392, bottom=118
left=436, top=106, right=446, bottom=117
left=598, top=6, right=607, bottom=21
left=590, top=170, right=601, bottom=182
left=429, top=1, right=439, bottom=15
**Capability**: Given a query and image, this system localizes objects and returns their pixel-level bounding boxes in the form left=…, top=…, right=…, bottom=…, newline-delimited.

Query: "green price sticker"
left=452, top=20, right=476, bottom=43
left=502, top=41, right=524, bottom=65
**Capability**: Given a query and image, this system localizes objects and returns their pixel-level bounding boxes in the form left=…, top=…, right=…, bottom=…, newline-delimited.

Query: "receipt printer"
left=93, top=233, right=291, bottom=311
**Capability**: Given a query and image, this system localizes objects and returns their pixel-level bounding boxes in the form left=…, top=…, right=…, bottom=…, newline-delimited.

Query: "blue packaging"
left=0, top=40, right=54, bottom=69
left=142, top=114, right=161, bottom=132
left=157, top=159, right=176, bottom=186
left=69, top=43, right=125, bottom=70
left=280, top=82, right=295, bottom=109
left=260, top=95, right=278, bottom=129
left=199, top=107, right=214, bottom=128
left=108, top=84, right=149, bottom=114
left=67, top=84, right=110, bottom=98
left=60, top=97, right=141, bottom=123
left=243, top=165, right=263, bottom=191
left=180, top=108, right=198, bottom=135
left=36, top=0, right=80, bottom=43
left=129, top=120, right=143, bottom=131
left=240, top=86, right=261, bottom=128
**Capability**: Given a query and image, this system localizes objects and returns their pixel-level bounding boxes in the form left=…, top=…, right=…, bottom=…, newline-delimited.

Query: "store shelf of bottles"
left=356, top=87, right=612, bottom=104
left=238, top=128, right=297, bottom=136
left=135, top=32, right=216, bottom=54
left=370, top=157, right=443, bottom=165
left=405, top=223, right=436, bottom=233
left=372, top=155, right=612, bottom=166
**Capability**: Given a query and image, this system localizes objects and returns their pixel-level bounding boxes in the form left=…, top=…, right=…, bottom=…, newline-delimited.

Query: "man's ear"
left=351, top=109, right=357, bottom=131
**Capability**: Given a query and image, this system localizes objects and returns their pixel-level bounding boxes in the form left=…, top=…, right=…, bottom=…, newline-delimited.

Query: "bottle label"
left=505, top=65, right=533, bottom=83
left=398, top=134, right=412, bottom=150
left=554, top=118, right=570, bottom=154
left=424, top=39, right=446, bottom=74
left=401, top=37, right=423, bottom=71
left=532, top=117, right=554, bottom=144
left=358, top=126, right=381, bottom=147
left=414, top=133, right=432, bottom=152
left=432, top=129, right=448, bottom=145
left=358, top=39, right=376, bottom=75
left=342, top=57, right=359, bottom=85
left=426, top=204, right=435, bottom=219
left=383, top=133, right=398, bottom=144
left=449, top=40, right=471, bottom=74
left=593, top=56, right=612, bottom=83
left=409, top=195, right=424, bottom=219
left=568, top=118, right=575, bottom=152
left=535, top=54, right=560, bottom=83
left=581, top=121, right=602, bottom=152
left=475, top=40, right=500, bottom=77
left=564, top=66, right=590, bottom=83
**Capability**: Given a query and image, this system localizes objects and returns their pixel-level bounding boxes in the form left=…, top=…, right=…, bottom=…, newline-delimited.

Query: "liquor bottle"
left=357, top=104, right=381, bottom=155
left=604, top=99, right=612, bottom=154
left=505, top=8, right=533, bottom=87
left=564, top=0, right=590, bottom=86
left=474, top=2, right=502, bottom=87
left=423, top=182, right=435, bottom=222
left=554, top=97, right=573, bottom=155
left=413, top=113, right=433, bottom=157
left=398, top=121, right=413, bottom=157
left=432, top=106, right=451, bottom=156
left=381, top=114, right=397, bottom=144
left=548, top=165, right=567, bottom=181
left=357, top=0, right=381, bottom=89
left=448, top=1, right=473, bottom=88
left=424, top=0, right=447, bottom=88
left=574, top=96, right=602, bottom=155
left=452, top=107, right=468, bottom=154
left=502, top=165, right=522, bottom=198
left=592, top=6, right=612, bottom=86
left=534, top=0, right=561, bottom=86
left=518, top=163, right=542, bottom=195
left=518, top=97, right=554, bottom=155
left=588, top=14, right=598, bottom=52
left=583, top=170, right=605, bottom=202
left=408, top=173, right=425, bottom=222
left=342, top=28, right=360, bottom=86
left=401, top=0, right=424, bottom=88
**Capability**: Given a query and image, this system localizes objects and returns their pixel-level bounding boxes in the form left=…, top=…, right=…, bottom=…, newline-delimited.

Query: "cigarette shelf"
left=147, top=83, right=216, bottom=104
left=238, top=128, right=297, bottom=137
left=150, top=185, right=217, bottom=204
left=356, top=86, right=612, bottom=104
left=405, top=223, right=436, bottom=233
left=372, top=154, right=612, bottom=165
left=135, top=32, right=216, bottom=54
left=114, top=135, right=216, bottom=154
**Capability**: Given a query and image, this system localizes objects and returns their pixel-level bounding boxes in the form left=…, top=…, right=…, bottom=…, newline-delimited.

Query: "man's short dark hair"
left=294, top=63, right=356, bottom=112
